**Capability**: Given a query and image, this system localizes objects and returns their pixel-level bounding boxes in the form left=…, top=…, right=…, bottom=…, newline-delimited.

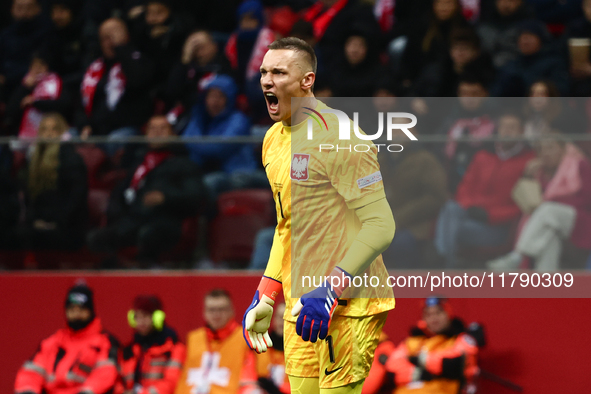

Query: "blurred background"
left=1, top=0, right=591, bottom=392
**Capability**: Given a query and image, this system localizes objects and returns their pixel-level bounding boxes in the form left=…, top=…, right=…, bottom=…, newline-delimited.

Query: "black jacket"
left=0, top=15, right=52, bottom=92
left=75, top=44, right=155, bottom=135
left=25, top=144, right=88, bottom=232
left=129, top=12, right=193, bottom=89
left=5, top=81, right=71, bottom=133
left=107, top=145, right=206, bottom=222
left=165, top=53, right=233, bottom=108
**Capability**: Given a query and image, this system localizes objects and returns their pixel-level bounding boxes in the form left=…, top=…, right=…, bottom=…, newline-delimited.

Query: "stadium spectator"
left=488, top=134, right=591, bottom=271
left=182, top=74, right=261, bottom=200
left=128, top=0, right=193, bottom=93
left=527, top=0, right=583, bottom=26
left=45, top=0, right=87, bottom=89
left=225, top=0, right=275, bottom=88
left=120, top=295, right=185, bottom=394
left=14, top=283, right=119, bottom=394
left=380, top=120, right=448, bottom=269
left=564, top=0, right=591, bottom=96
left=329, top=29, right=385, bottom=97
left=441, top=76, right=495, bottom=192
left=399, top=0, right=469, bottom=89
left=491, top=20, right=570, bottom=96
left=6, top=52, right=70, bottom=138
left=0, top=0, right=51, bottom=99
left=477, top=0, right=533, bottom=68
left=76, top=18, right=154, bottom=156
left=165, top=30, right=233, bottom=108
left=224, top=0, right=274, bottom=120
left=300, top=0, right=381, bottom=75
left=86, top=115, right=205, bottom=268
left=435, top=111, right=536, bottom=268
left=175, top=289, right=260, bottom=394
left=524, top=80, right=561, bottom=141
left=380, top=297, right=481, bottom=393
left=256, top=302, right=290, bottom=394
left=413, top=27, right=495, bottom=96
left=19, top=113, right=88, bottom=253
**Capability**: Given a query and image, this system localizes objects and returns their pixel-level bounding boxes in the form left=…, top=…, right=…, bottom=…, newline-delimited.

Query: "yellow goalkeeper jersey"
left=262, top=100, right=395, bottom=322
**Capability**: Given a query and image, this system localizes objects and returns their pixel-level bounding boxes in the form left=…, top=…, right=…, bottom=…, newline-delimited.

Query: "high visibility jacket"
left=384, top=318, right=479, bottom=394
left=174, top=321, right=259, bottom=394
left=14, top=318, right=119, bottom=394
left=120, top=326, right=186, bottom=394
left=256, top=344, right=289, bottom=394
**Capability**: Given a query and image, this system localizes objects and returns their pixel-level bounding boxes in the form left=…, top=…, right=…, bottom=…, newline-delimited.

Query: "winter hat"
left=65, top=284, right=95, bottom=313
left=133, top=295, right=164, bottom=314
left=237, top=0, right=265, bottom=25
left=423, top=296, right=454, bottom=317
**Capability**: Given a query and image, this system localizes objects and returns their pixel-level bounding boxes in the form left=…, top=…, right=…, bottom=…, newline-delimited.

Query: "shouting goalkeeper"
left=243, top=37, right=396, bottom=394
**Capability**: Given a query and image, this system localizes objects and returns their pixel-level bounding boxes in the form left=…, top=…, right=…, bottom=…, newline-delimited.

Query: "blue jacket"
left=182, top=75, right=256, bottom=174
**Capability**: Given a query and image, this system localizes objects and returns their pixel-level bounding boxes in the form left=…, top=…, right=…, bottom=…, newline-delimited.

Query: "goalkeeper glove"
left=243, top=276, right=282, bottom=353
left=291, top=267, right=351, bottom=343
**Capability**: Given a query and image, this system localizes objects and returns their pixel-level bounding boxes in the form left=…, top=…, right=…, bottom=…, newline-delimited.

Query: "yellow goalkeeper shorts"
left=283, top=311, right=388, bottom=389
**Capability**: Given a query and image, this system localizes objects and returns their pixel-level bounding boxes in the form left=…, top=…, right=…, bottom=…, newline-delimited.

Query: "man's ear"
left=301, top=72, right=315, bottom=92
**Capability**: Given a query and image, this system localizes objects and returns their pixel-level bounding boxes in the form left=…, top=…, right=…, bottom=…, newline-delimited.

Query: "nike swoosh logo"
left=324, top=367, right=343, bottom=376
left=264, top=162, right=270, bottom=169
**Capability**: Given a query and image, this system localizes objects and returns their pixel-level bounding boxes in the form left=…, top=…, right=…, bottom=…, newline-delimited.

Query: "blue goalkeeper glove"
left=291, top=267, right=351, bottom=343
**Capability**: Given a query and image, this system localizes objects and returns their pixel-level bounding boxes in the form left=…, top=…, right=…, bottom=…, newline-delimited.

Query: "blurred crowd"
left=14, top=283, right=485, bottom=394
left=1, top=0, right=591, bottom=270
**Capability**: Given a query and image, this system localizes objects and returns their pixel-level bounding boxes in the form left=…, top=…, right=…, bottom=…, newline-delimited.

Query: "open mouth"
left=265, top=92, right=279, bottom=114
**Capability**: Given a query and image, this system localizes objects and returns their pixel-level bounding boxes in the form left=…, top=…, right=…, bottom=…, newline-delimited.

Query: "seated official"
left=14, top=284, right=119, bottom=394
left=382, top=297, right=484, bottom=394
left=120, top=295, right=185, bottom=394
left=87, top=115, right=206, bottom=268
left=175, top=289, right=260, bottom=394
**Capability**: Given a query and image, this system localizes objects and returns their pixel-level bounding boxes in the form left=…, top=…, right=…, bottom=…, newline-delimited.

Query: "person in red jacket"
left=435, top=110, right=535, bottom=267
left=14, top=283, right=119, bottom=394
left=120, top=295, right=185, bottom=394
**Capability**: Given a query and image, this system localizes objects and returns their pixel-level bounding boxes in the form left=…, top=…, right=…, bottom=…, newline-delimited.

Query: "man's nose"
left=261, top=74, right=273, bottom=88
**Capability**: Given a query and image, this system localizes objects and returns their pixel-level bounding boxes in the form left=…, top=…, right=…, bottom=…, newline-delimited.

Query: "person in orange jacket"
left=175, top=289, right=260, bottom=394
left=14, top=283, right=119, bottom=394
left=120, top=295, right=186, bottom=394
left=379, top=297, right=483, bottom=394
left=256, top=302, right=289, bottom=394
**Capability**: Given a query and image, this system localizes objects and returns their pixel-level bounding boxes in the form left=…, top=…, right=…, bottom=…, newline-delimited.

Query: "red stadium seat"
left=88, top=189, right=110, bottom=228
left=76, top=145, right=127, bottom=190
left=209, top=189, right=275, bottom=265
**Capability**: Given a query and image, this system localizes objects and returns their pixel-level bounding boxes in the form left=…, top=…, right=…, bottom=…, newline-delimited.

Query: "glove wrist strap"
left=257, top=276, right=282, bottom=304
left=327, top=267, right=352, bottom=298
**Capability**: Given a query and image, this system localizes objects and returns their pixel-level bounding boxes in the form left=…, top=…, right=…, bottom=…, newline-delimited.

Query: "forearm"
left=262, top=227, right=283, bottom=283
left=337, top=197, right=396, bottom=276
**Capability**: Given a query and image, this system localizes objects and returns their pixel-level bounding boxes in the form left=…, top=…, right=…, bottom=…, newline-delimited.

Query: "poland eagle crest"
left=291, top=153, right=310, bottom=181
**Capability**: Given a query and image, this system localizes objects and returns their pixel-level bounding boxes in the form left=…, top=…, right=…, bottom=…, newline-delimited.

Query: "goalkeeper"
left=243, top=37, right=396, bottom=394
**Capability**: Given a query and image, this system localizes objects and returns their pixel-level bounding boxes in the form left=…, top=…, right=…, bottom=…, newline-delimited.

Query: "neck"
left=283, top=93, right=316, bottom=127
